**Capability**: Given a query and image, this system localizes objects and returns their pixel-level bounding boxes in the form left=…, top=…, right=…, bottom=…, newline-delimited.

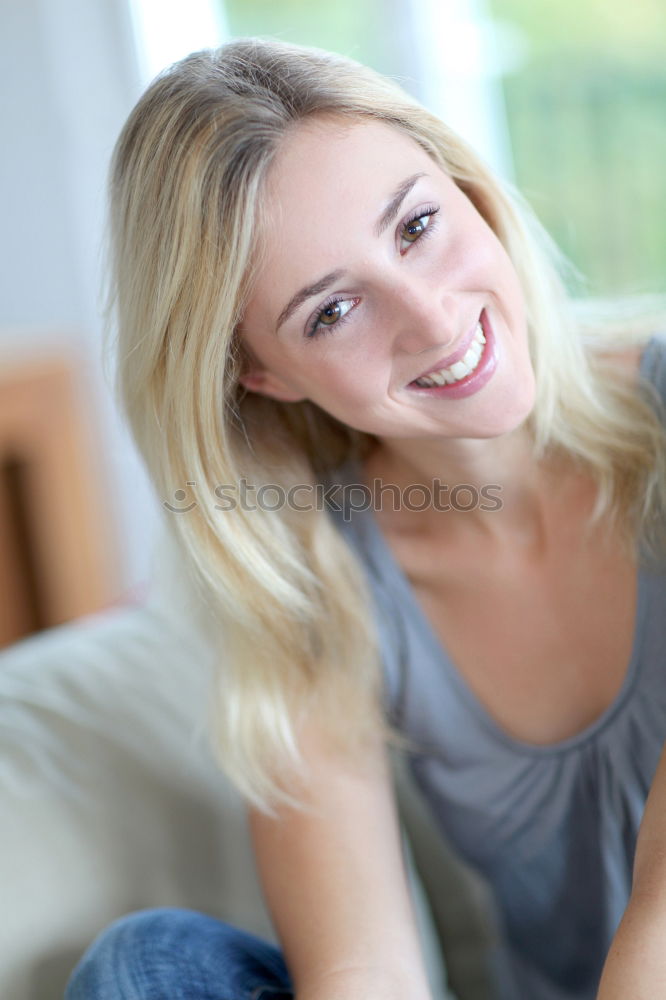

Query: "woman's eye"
left=307, top=297, right=357, bottom=338
left=320, top=301, right=347, bottom=325
left=399, top=208, right=438, bottom=252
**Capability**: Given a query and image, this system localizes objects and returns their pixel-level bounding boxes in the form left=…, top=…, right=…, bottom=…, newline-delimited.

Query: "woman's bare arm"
left=248, top=724, right=434, bottom=1000
left=596, top=741, right=666, bottom=998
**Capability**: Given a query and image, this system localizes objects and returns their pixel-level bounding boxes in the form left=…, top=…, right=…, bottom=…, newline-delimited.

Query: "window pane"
left=220, top=0, right=408, bottom=80
left=489, top=0, right=666, bottom=295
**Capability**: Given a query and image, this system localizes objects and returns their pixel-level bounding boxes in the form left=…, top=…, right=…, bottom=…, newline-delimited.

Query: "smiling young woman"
left=65, top=37, right=666, bottom=1000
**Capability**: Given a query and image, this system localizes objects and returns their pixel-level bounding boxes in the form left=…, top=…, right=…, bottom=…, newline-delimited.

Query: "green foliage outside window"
left=221, top=0, right=408, bottom=81
left=490, top=0, right=666, bottom=295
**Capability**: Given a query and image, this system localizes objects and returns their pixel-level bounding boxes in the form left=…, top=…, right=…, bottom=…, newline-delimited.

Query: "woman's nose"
left=388, top=281, right=462, bottom=357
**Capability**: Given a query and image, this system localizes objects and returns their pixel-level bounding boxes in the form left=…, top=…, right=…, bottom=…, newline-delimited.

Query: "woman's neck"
left=362, top=425, right=580, bottom=555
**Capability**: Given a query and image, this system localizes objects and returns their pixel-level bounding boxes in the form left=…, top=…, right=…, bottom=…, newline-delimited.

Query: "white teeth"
left=413, top=321, right=486, bottom=388
left=448, top=360, right=468, bottom=379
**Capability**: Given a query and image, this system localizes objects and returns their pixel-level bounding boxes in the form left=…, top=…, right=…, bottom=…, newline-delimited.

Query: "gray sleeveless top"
left=326, top=333, right=666, bottom=1000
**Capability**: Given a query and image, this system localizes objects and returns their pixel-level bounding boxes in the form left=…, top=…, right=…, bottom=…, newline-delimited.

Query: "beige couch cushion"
left=0, top=531, right=498, bottom=999
left=0, top=602, right=267, bottom=994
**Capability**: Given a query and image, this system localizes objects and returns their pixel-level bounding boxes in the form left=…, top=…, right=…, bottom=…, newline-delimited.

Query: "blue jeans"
left=64, top=907, right=294, bottom=1000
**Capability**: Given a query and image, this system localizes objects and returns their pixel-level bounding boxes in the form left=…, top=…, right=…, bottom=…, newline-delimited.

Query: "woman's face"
left=239, top=117, right=535, bottom=441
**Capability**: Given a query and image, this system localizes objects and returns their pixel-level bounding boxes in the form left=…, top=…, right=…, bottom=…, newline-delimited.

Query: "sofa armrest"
left=0, top=604, right=462, bottom=1000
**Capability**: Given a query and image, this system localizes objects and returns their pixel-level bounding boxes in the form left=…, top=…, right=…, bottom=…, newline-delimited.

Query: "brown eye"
left=319, top=302, right=342, bottom=325
left=399, top=208, right=438, bottom=253
left=402, top=216, right=427, bottom=243
left=307, top=297, right=358, bottom=339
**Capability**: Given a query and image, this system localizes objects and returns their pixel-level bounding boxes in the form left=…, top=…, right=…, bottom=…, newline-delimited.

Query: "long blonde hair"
left=107, top=37, right=666, bottom=813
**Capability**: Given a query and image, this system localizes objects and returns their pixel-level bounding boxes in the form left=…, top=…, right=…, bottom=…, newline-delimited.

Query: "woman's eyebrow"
left=276, top=269, right=347, bottom=332
left=374, top=171, right=427, bottom=237
left=275, top=171, right=427, bottom=333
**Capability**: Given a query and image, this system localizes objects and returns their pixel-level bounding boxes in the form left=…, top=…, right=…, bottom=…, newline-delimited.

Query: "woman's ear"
left=238, top=367, right=307, bottom=403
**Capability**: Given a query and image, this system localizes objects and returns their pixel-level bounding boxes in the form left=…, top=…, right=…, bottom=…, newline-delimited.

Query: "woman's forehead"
left=256, top=119, right=440, bottom=277
left=264, top=116, right=436, bottom=214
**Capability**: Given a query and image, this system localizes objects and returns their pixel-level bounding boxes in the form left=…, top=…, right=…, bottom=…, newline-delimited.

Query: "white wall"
left=0, top=0, right=158, bottom=595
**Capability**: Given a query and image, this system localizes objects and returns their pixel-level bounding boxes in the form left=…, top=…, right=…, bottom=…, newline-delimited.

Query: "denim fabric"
left=64, top=907, right=294, bottom=1000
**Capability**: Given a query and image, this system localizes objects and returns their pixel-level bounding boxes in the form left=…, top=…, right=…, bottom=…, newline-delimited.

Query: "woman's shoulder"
left=601, top=343, right=646, bottom=379
left=595, top=331, right=666, bottom=390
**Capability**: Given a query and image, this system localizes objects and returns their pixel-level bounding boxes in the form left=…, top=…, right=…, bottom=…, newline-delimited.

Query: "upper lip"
left=410, top=311, right=483, bottom=382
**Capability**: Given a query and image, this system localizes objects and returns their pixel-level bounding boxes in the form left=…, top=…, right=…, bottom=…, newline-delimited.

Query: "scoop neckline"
left=342, top=333, right=662, bottom=758
left=365, top=510, right=649, bottom=756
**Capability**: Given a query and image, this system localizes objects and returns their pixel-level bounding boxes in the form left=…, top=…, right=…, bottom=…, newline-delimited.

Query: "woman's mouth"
left=406, top=309, right=497, bottom=400
left=412, top=321, right=485, bottom=387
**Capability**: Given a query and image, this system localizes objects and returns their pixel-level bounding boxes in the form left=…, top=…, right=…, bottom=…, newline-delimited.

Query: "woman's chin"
left=474, top=377, right=537, bottom=439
